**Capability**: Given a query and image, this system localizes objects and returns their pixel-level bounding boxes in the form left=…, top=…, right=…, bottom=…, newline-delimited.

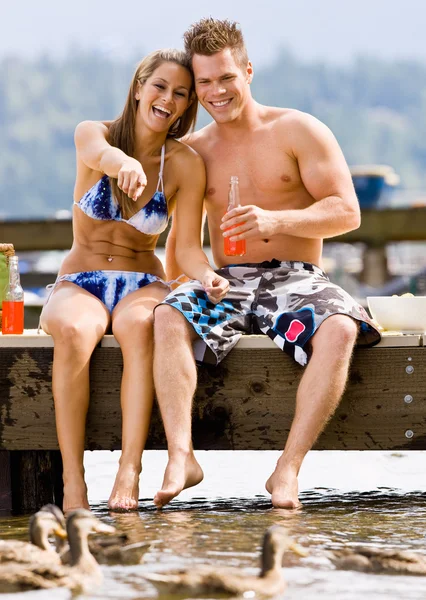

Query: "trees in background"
left=2, top=50, right=426, bottom=217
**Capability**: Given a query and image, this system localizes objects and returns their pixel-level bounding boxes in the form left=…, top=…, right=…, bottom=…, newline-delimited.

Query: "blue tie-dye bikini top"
left=75, top=144, right=168, bottom=235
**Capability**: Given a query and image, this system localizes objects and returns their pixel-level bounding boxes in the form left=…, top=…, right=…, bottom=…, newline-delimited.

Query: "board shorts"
left=157, top=259, right=381, bottom=367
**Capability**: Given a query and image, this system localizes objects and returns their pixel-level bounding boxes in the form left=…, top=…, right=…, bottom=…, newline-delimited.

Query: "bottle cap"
left=230, top=176, right=239, bottom=184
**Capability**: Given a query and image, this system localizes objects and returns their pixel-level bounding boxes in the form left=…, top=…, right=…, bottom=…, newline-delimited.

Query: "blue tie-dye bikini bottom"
left=47, top=270, right=169, bottom=313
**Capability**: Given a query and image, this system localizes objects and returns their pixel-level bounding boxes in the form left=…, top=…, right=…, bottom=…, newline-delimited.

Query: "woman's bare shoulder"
left=168, top=138, right=204, bottom=168
left=74, top=120, right=112, bottom=141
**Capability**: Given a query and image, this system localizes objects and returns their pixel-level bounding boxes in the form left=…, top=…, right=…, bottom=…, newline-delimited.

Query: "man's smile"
left=209, top=98, right=233, bottom=108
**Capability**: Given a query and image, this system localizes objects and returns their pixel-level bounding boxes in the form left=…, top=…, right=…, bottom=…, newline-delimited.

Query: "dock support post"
left=0, top=450, right=63, bottom=514
left=0, top=450, right=12, bottom=512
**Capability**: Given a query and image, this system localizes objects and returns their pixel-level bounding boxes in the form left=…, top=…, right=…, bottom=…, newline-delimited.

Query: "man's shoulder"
left=266, top=107, right=328, bottom=133
left=181, top=122, right=216, bottom=151
left=265, top=108, right=336, bottom=151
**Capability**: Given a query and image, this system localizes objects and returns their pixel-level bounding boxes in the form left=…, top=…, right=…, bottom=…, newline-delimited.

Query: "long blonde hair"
left=108, top=49, right=197, bottom=218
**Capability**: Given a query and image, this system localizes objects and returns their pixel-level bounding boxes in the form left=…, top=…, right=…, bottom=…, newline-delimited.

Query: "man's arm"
left=222, top=113, right=360, bottom=241
left=75, top=120, right=147, bottom=201
left=172, top=147, right=229, bottom=303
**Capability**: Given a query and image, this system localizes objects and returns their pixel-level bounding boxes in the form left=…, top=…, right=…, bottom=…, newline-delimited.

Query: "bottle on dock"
left=224, top=176, right=246, bottom=257
left=2, top=255, right=24, bottom=334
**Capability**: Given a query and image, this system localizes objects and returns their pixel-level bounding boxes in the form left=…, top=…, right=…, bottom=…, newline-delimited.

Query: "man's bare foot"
left=63, top=478, right=90, bottom=514
left=265, top=467, right=301, bottom=509
left=153, top=452, right=204, bottom=508
left=108, top=464, right=141, bottom=511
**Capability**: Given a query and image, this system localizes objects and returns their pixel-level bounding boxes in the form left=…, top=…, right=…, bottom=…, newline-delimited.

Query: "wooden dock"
left=5, top=207, right=426, bottom=251
left=2, top=209, right=426, bottom=511
left=0, top=330, right=425, bottom=512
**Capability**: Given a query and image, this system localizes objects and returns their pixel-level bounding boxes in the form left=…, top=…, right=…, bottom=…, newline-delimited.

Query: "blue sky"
left=2, top=0, right=425, bottom=65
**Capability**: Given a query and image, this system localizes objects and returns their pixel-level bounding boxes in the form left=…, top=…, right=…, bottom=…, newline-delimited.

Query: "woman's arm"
left=165, top=210, right=208, bottom=283
left=165, top=216, right=188, bottom=284
left=171, top=146, right=229, bottom=303
left=74, top=120, right=147, bottom=201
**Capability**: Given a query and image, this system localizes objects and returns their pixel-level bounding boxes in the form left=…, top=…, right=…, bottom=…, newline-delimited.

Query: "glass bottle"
left=224, top=176, right=246, bottom=257
left=2, top=256, right=24, bottom=334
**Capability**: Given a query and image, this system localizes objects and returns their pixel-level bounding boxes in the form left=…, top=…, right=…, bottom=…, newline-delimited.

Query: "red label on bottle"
left=223, top=222, right=246, bottom=257
left=2, top=301, right=24, bottom=334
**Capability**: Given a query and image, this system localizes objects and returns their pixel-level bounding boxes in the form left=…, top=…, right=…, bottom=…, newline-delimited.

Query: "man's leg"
left=265, top=314, right=358, bottom=509
left=153, top=304, right=204, bottom=508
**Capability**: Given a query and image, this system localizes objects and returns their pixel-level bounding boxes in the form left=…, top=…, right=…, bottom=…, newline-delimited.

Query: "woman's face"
left=136, top=62, right=193, bottom=133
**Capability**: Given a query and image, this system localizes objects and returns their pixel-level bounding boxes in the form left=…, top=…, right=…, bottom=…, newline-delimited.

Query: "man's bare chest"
left=203, top=146, right=302, bottom=210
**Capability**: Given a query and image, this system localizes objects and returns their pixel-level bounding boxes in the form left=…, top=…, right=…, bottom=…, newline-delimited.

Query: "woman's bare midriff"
left=60, top=244, right=166, bottom=279
left=59, top=207, right=167, bottom=279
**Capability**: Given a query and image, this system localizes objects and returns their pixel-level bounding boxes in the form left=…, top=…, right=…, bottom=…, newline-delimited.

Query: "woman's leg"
left=40, top=283, right=110, bottom=512
left=108, top=282, right=168, bottom=511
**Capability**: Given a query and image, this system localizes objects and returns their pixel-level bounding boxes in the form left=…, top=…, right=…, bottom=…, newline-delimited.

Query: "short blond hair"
left=184, top=18, right=248, bottom=70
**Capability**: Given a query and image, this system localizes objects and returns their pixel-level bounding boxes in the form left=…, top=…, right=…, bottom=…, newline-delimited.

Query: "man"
left=153, top=17, right=380, bottom=510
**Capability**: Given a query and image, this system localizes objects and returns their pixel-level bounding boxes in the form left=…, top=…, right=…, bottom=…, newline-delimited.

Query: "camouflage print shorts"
left=160, top=259, right=381, bottom=366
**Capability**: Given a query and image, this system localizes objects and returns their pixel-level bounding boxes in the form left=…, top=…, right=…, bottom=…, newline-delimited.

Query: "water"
left=1, top=451, right=426, bottom=599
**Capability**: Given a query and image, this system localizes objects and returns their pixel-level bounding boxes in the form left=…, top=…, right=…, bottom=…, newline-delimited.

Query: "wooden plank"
left=0, top=332, right=54, bottom=347
left=378, top=333, right=423, bottom=347
left=335, top=207, right=426, bottom=245
left=0, top=331, right=421, bottom=348
left=21, top=272, right=57, bottom=289
left=0, top=345, right=425, bottom=451
left=1, top=219, right=172, bottom=252
left=2, top=220, right=73, bottom=252
left=4, top=208, right=426, bottom=252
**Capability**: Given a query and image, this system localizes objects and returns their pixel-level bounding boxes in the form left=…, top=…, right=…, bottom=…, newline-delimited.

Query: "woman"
left=40, top=49, right=228, bottom=513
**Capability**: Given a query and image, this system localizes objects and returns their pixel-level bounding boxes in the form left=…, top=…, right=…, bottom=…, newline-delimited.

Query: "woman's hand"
left=118, top=159, right=148, bottom=201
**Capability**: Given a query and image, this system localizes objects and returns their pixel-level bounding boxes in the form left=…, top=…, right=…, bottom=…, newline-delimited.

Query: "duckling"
left=89, top=536, right=152, bottom=565
left=0, top=509, right=116, bottom=594
left=54, top=509, right=152, bottom=566
left=328, top=546, right=426, bottom=576
left=0, top=504, right=66, bottom=566
left=60, top=531, right=152, bottom=566
left=143, top=526, right=306, bottom=598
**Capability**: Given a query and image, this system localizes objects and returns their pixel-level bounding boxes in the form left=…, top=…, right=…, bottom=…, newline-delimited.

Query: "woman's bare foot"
left=153, top=452, right=204, bottom=509
left=108, top=464, right=141, bottom=511
left=265, top=465, right=302, bottom=509
left=63, top=477, right=90, bottom=514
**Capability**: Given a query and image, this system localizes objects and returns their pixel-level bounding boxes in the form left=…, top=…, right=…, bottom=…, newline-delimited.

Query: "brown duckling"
left=0, top=504, right=66, bottom=566
left=143, top=526, right=306, bottom=598
left=60, top=530, right=152, bottom=566
left=52, top=506, right=151, bottom=566
left=328, top=546, right=426, bottom=576
left=0, top=509, right=115, bottom=594
left=89, top=536, right=152, bottom=565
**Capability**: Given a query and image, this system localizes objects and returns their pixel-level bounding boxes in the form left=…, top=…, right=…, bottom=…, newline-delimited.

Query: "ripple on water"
left=1, top=489, right=426, bottom=599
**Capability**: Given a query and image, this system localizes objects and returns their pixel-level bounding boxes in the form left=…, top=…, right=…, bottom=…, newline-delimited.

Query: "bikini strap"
left=156, top=144, right=166, bottom=194
left=166, top=273, right=187, bottom=287
left=37, top=275, right=67, bottom=334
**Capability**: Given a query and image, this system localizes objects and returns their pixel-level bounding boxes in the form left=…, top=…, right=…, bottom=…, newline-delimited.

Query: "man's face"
left=192, top=48, right=252, bottom=124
